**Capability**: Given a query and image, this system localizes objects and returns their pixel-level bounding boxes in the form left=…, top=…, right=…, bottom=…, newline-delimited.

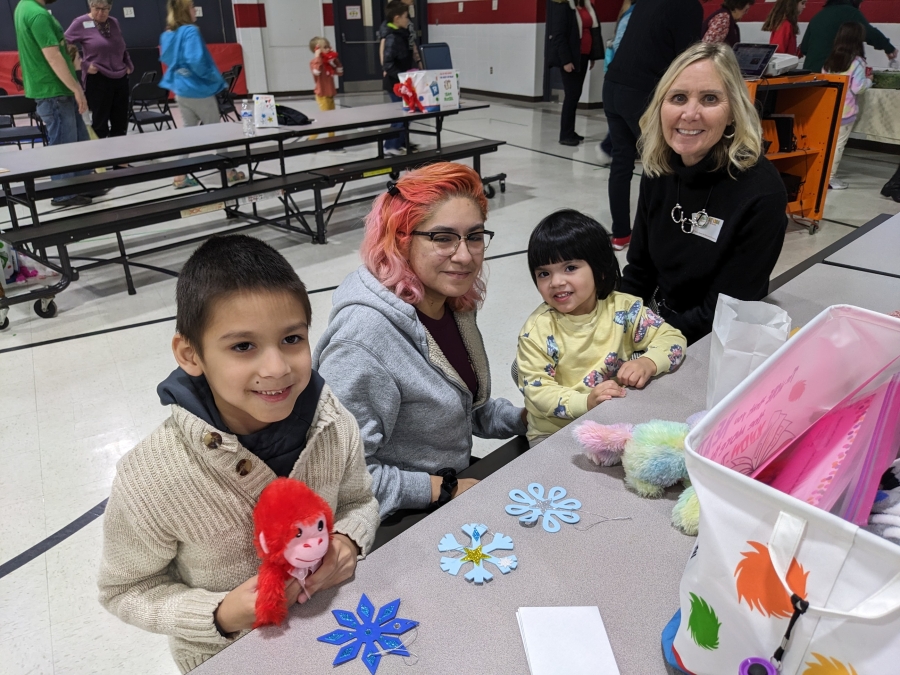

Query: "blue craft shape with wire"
left=317, top=594, right=418, bottom=674
left=506, top=482, right=581, bottom=532
left=438, top=523, right=517, bottom=583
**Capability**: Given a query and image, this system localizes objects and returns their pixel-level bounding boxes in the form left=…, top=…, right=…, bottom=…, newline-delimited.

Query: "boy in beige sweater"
left=97, top=235, right=379, bottom=673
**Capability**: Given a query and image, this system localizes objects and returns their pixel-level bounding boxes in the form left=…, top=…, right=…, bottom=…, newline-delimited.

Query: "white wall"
left=261, top=0, right=323, bottom=93
left=429, top=23, right=546, bottom=98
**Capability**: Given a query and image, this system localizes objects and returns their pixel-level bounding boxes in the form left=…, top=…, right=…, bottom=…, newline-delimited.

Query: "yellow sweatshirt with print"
left=517, top=292, right=686, bottom=442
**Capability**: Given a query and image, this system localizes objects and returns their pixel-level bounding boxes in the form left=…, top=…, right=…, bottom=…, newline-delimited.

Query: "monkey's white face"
left=283, top=515, right=328, bottom=569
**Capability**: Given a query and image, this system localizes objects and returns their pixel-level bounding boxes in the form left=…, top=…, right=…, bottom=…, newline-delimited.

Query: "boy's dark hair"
left=823, top=21, right=866, bottom=74
left=385, top=0, right=408, bottom=22
left=527, top=209, right=621, bottom=301
left=176, top=235, right=312, bottom=351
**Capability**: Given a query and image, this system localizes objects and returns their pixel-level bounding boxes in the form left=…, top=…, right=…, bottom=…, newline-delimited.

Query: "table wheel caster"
left=390, top=171, right=400, bottom=180
left=34, top=298, right=57, bottom=319
left=0, top=311, right=8, bottom=331
left=500, top=180, right=506, bottom=194
left=484, top=183, right=496, bottom=199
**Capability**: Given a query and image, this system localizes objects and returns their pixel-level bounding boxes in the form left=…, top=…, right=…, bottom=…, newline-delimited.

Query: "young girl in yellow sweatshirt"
left=518, top=209, right=687, bottom=444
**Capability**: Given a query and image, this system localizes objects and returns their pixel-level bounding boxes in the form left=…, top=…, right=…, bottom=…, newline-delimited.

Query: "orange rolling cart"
left=746, top=73, right=847, bottom=234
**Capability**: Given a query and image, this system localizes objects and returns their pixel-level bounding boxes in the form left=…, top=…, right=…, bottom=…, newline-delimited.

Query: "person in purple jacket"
left=65, top=0, right=133, bottom=139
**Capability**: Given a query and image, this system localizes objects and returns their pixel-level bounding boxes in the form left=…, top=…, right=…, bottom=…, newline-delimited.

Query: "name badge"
left=691, top=213, right=724, bottom=242
left=83, top=20, right=96, bottom=28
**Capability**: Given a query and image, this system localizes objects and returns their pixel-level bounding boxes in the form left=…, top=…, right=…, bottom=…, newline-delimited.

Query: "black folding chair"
left=129, top=73, right=176, bottom=132
left=217, top=64, right=243, bottom=122
left=0, top=87, right=10, bottom=128
left=0, top=95, right=47, bottom=148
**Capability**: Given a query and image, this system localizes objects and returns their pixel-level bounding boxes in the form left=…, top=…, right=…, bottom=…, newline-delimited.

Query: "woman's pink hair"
left=361, top=162, right=489, bottom=312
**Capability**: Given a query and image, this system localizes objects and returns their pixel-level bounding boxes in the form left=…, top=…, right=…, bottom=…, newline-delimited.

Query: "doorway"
left=333, top=0, right=428, bottom=93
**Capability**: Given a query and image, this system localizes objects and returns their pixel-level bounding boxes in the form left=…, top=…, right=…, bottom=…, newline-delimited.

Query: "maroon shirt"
left=64, top=14, right=133, bottom=84
left=416, top=308, right=479, bottom=397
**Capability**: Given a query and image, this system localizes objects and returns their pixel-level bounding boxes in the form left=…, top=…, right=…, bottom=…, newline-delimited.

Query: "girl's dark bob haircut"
left=527, top=209, right=621, bottom=301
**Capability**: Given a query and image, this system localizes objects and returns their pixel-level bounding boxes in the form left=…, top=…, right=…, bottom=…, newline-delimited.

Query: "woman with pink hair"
left=313, top=163, right=526, bottom=519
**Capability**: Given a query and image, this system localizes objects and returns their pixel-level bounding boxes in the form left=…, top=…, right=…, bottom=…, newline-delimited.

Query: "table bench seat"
left=1, top=172, right=324, bottom=249
left=0, top=155, right=232, bottom=206
left=218, top=128, right=401, bottom=167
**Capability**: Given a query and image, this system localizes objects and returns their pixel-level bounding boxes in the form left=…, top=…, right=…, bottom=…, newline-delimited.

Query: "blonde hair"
left=639, top=42, right=762, bottom=178
left=309, top=36, right=330, bottom=52
left=166, top=0, right=194, bottom=30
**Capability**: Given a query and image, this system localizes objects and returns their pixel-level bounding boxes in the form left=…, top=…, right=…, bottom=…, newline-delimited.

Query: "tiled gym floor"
left=1, top=92, right=898, bottom=674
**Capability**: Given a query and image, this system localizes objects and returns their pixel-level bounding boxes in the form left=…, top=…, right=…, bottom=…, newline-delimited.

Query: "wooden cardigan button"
left=203, top=431, right=222, bottom=449
left=236, top=459, right=253, bottom=476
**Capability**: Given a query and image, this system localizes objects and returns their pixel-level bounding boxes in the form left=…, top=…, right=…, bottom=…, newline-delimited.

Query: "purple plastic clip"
left=739, top=657, right=778, bottom=675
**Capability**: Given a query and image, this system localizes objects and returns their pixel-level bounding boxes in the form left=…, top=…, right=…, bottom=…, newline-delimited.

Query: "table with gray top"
left=824, top=210, right=900, bottom=279
left=192, top=235, right=900, bottom=674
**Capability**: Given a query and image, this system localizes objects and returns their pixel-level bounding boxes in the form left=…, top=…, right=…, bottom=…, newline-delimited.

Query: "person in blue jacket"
left=160, top=0, right=243, bottom=187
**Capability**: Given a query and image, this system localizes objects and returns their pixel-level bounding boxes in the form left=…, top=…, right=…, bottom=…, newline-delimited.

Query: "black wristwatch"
left=435, top=467, right=458, bottom=506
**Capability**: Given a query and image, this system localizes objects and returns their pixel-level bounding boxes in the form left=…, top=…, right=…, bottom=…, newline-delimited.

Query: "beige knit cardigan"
left=97, top=385, right=379, bottom=673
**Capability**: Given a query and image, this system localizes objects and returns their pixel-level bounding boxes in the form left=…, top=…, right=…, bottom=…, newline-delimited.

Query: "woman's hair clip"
left=386, top=182, right=401, bottom=197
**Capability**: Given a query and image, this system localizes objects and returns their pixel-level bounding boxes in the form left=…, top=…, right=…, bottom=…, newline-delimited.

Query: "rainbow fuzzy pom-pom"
left=574, top=422, right=634, bottom=466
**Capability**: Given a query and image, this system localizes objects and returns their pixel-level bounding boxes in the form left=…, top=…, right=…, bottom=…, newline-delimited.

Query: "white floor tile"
left=0, top=558, right=51, bottom=642
left=0, top=624, right=55, bottom=675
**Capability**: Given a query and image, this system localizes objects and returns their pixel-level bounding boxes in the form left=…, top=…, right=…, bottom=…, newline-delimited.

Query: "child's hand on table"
left=298, top=533, right=360, bottom=604
left=214, top=574, right=302, bottom=634
left=587, top=381, right=627, bottom=410
left=616, top=357, right=657, bottom=389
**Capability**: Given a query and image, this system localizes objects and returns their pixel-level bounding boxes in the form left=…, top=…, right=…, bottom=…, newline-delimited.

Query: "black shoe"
left=891, top=187, right=900, bottom=204
left=559, top=137, right=580, bottom=147
left=573, top=132, right=584, bottom=141
left=881, top=177, right=900, bottom=198
left=51, top=195, right=92, bottom=207
left=85, top=187, right=111, bottom=198
left=405, top=142, right=420, bottom=152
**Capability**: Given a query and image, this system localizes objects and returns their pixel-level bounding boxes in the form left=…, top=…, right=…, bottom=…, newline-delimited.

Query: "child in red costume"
left=309, top=36, right=343, bottom=138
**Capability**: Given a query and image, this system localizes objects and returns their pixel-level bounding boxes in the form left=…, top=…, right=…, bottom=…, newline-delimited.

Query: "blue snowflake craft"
left=506, top=483, right=582, bottom=532
left=317, top=594, right=418, bottom=675
left=438, top=523, right=517, bottom=583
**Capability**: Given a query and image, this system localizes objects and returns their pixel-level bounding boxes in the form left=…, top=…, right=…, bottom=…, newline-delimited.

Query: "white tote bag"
left=674, top=306, right=900, bottom=675
left=707, top=294, right=791, bottom=410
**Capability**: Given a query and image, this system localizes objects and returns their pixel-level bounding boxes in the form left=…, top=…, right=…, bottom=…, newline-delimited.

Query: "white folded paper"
left=517, top=606, right=620, bottom=675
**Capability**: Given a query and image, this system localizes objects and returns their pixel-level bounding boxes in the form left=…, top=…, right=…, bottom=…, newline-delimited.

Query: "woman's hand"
left=563, top=63, right=575, bottom=73
left=587, top=381, right=626, bottom=410
left=214, top=574, right=302, bottom=635
left=87, top=63, right=98, bottom=74
left=298, top=534, right=360, bottom=604
left=617, top=357, right=657, bottom=389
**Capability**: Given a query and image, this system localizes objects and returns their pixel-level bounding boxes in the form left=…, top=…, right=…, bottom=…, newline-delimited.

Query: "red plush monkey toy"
left=252, top=478, right=334, bottom=628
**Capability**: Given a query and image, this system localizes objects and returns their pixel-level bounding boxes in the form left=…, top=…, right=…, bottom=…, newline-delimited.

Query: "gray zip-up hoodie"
left=313, top=266, right=526, bottom=518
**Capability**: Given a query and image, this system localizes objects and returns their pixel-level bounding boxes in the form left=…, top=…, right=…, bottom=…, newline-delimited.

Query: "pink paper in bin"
left=689, top=306, right=900, bottom=478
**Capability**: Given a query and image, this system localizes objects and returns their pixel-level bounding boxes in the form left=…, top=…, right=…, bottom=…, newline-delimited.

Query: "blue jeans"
left=386, top=90, right=405, bottom=151
left=35, top=96, right=92, bottom=181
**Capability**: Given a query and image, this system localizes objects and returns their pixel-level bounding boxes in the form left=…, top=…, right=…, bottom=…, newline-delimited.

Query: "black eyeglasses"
left=410, top=230, right=494, bottom=256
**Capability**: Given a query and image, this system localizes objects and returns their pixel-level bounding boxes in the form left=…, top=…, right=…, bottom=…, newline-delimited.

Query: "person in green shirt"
left=15, top=0, right=95, bottom=206
left=799, top=0, right=897, bottom=73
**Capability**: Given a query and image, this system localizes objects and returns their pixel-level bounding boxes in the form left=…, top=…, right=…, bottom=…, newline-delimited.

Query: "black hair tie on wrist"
left=435, top=467, right=458, bottom=506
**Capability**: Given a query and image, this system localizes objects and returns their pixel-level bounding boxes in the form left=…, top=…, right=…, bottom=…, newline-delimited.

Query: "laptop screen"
left=732, top=43, right=777, bottom=78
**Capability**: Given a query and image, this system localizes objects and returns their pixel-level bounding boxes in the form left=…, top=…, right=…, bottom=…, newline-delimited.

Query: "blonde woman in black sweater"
left=619, top=42, right=787, bottom=344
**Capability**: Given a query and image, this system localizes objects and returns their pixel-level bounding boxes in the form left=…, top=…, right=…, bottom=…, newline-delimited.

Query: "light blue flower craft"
left=317, top=594, right=418, bottom=675
left=438, top=523, right=517, bottom=584
left=506, top=483, right=581, bottom=532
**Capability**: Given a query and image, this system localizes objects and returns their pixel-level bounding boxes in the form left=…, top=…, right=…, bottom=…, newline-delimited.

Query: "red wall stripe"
left=323, top=3, right=334, bottom=27
left=429, top=0, right=544, bottom=25
left=711, top=0, right=899, bottom=25
left=234, top=3, right=267, bottom=28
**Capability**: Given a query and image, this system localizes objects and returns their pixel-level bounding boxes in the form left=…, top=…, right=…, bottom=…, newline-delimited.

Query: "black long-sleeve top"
left=605, top=0, right=703, bottom=95
left=619, top=154, right=788, bottom=344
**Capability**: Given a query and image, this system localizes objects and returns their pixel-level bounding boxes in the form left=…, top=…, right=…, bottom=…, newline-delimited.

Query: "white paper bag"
left=398, top=70, right=459, bottom=112
left=707, top=294, right=791, bottom=410
left=253, top=94, right=277, bottom=128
